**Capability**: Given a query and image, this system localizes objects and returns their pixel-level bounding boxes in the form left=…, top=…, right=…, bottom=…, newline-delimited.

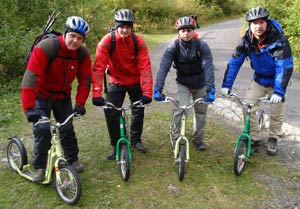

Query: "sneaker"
left=33, top=169, right=45, bottom=182
left=267, top=137, right=278, bottom=156
left=134, top=142, right=147, bottom=153
left=107, top=147, right=116, bottom=160
left=71, top=161, right=84, bottom=173
left=193, top=140, right=206, bottom=151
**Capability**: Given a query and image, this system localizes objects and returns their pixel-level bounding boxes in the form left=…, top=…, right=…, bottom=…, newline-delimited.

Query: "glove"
left=92, top=97, right=106, bottom=106
left=74, top=104, right=86, bottom=116
left=141, top=96, right=152, bottom=104
left=270, top=94, right=282, bottom=103
left=153, top=86, right=165, bottom=101
left=220, top=87, right=230, bottom=96
left=25, top=109, right=41, bottom=123
left=204, top=87, right=215, bottom=102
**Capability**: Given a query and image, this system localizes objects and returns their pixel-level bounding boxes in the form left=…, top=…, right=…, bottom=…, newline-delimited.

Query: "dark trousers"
left=104, top=83, right=144, bottom=146
left=32, top=97, right=78, bottom=169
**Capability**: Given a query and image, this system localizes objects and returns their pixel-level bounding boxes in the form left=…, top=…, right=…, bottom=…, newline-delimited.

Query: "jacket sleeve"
left=92, top=34, right=111, bottom=98
left=155, top=42, right=176, bottom=92
left=222, top=38, right=247, bottom=89
left=136, top=36, right=153, bottom=98
left=272, top=38, right=293, bottom=97
left=21, top=43, right=50, bottom=112
left=200, top=40, right=215, bottom=92
left=76, top=48, right=92, bottom=106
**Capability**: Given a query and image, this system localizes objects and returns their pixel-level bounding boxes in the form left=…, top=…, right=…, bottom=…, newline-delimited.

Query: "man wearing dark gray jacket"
left=154, top=16, right=215, bottom=151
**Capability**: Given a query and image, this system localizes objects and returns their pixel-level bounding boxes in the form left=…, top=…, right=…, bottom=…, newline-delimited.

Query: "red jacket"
left=92, top=31, right=153, bottom=98
left=21, top=35, right=91, bottom=112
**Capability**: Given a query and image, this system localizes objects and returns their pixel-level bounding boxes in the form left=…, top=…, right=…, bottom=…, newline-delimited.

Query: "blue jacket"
left=155, top=37, right=215, bottom=92
left=222, top=19, right=293, bottom=97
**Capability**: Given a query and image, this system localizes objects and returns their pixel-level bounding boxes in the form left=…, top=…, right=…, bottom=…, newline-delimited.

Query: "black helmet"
left=246, top=6, right=269, bottom=22
left=114, top=9, right=135, bottom=22
left=175, top=16, right=196, bottom=30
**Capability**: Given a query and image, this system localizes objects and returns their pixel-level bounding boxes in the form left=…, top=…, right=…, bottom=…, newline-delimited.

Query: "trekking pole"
left=24, top=11, right=60, bottom=65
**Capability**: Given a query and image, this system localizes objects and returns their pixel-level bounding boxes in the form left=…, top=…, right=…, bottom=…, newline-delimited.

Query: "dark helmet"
left=175, top=16, right=196, bottom=30
left=246, top=6, right=269, bottom=22
left=65, top=16, right=89, bottom=36
left=114, top=9, right=135, bottom=22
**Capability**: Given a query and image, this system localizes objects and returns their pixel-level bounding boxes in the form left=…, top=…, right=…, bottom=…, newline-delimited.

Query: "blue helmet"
left=65, top=16, right=89, bottom=36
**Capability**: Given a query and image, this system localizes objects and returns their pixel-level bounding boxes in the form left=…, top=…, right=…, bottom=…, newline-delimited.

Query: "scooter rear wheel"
left=7, top=137, right=28, bottom=172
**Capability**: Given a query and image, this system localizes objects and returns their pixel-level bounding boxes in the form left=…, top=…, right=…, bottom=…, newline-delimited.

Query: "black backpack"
left=108, top=27, right=138, bottom=57
left=24, top=11, right=60, bottom=66
left=103, top=28, right=139, bottom=93
left=173, top=37, right=201, bottom=65
left=25, top=11, right=87, bottom=69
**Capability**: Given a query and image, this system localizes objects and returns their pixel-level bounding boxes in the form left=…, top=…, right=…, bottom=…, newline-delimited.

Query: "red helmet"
left=175, top=16, right=196, bottom=30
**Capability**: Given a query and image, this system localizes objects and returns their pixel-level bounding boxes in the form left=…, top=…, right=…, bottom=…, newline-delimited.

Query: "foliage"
left=0, top=0, right=245, bottom=88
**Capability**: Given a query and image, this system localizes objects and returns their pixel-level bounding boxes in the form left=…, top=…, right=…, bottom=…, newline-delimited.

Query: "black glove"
left=25, top=109, right=41, bottom=123
left=74, top=104, right=86, bottom=116
left=141, top=96, right=152, bottom=104
left=92, top=97, right=106, bottom=106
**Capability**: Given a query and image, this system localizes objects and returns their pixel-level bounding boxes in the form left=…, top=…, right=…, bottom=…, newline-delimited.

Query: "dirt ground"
left=209, top=100, right=300, bottom=208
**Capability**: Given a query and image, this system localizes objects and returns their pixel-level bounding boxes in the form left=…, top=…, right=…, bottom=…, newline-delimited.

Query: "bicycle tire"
left=233, top=138, right=247, bottom=176
left=54, top=164, right=82, bottom=205
left=119, top=143, right=130, bottom=181
left=178, top=144, right=186, bottom=181
left=7, top=137, right=28, bottom=172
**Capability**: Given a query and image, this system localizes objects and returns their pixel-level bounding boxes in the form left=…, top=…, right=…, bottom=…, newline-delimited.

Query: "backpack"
left=108, top=27, right=138, bottom=57
left=24, top=11, right=60, bottom=66
left=103, top=28, right=139, bottom=94
left=173, top=38, right=201, bottom=69
left=24, top=11, right=87, bottom=69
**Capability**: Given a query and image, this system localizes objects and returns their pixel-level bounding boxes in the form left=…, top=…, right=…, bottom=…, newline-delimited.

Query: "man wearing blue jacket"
left=221, top=7, right=293, bottom=155
left=154, top=16, right=215, bottom=151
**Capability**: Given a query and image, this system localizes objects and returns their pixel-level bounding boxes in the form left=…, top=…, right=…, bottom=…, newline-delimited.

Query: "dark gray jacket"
left=155, top=37, right=215, bottom=92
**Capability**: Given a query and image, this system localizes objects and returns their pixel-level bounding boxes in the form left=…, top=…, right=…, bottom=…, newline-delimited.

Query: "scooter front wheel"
left=7, top=137, right=28, bottom=172
left=178, top=143, right=186, bottom=181
left=119, top=143, right=130, bottom=181
left=54, top=164, right=82, bottom=205
left=233, top=138, right=247, bottom=176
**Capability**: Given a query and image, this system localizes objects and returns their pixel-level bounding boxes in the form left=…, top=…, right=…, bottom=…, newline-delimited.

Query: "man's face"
left=117, top=25, right=132, bottom=38
left=250, top=19, right=267, bottom=39
left=178, top=28, right=194, bottom=42
left=64, top=32, right=84, bottom=50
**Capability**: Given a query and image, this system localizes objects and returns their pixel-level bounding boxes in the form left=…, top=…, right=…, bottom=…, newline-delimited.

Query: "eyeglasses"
left=180, top=29, right=193, bottom=33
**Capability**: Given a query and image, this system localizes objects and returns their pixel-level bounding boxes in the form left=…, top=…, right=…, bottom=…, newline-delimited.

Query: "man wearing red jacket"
left=92, top=9, right=153, bottom=160
left=21, top=16, right=91, bottom=181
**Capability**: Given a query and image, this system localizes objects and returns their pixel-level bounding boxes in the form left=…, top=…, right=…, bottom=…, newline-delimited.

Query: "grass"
left=0, top=34, right=296, bottom=209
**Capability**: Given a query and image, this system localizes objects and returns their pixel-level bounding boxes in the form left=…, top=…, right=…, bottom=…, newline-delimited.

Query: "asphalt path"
left=150, top=18, right=300, bottom=139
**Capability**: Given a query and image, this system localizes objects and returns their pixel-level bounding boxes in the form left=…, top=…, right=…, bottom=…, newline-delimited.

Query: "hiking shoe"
left=134, top=142, right=147, bottom=153
left=71, top=161, right=84, bottom=173
left=107, top=148, right=116, bottom=160
left=193, top=141, right=206, bottom=151
left=250, top=140, right=261, bottom=152
left=267, top=137, right=278, bottom=156
left=33, top=169, right=45, bottom=182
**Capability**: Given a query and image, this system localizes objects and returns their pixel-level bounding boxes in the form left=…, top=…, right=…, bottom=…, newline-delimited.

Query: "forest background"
left=1, top=0, right=299, bottom=91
